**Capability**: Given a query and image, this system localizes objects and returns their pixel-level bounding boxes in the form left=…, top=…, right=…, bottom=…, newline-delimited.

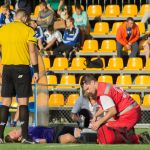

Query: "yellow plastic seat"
left=100, top=40, right=116, bottom=52
left=103, top=5, right=120, bottom=17
left=135, top=22, right=145, bottom=34
left=121, top=5, right=138, bottom=17
left=34, top=5, right=41, bottom=17
left=47, top=75, right=57, bottom=89
left=142, top=94, right=150, bottom=107
left=10, top=97, right=18, bottom=112
left=109, top=22, right=123, bottom=35
left=57, top=75, right=76, bottom=89
left=139, top=4, right=150, bottom=16
left=29, top=96, right=34, bottom=103
left=130, top=94, right=141, bottom=105
left=72, top=5, right=84, bottom=13
left=143, top=58, right=150, bottom=70
left=132, top=75, right=150, bottom=89
left=68, top=57, right=86, bottom=70
left=105, top=57, right=124, bottom=70
left=51, top=57, right=68, bottom=70
left=48, top=94, right=64, bottom=107
left=98, top=75, right=113, bottom=84
left=43, top=57, right=51, bottom=70
left=90, top=22, right=109, bottom=35
left=116, top=75, right=132, bottom=89
left=66, top=94, right=79, bottom=107
left=124, top=58, right=143, bottom=70
left=80, top=40, right=98, bottom=52
left=87, top=5, right=102, bottom=18
left=86, top=57, right=105, bottom=70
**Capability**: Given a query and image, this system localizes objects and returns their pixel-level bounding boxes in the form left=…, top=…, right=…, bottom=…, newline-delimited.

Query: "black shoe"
left=140, top=132, right=150, bottom=144
left=0, top=138, right=4, bottom=144
left=21, top=138, right=35, bottom=144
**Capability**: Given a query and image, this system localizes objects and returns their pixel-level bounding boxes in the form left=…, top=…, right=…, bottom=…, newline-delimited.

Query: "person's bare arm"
left=38, top=39, right=44, bottom=50
left=91, top=106, right=117, bottom=131
left=44, top=38, right=57, bottom=50
left=28, top=42, right=39, bottom=82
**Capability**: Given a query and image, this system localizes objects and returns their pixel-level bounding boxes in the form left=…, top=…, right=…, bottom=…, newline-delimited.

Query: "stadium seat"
left=116, top=75, right=132, bottom=89
left=51, top=57, right=68, bottom=70
left=65, top=94, right=79, bottom=107
left=142, top=94, right=150, bottom=107
left=43, top=57, right=51, bottom=70
left=139, top=4, right=150, bottom=16
left=48, top=94, right=64, bottom=107
left=124, top=57, right=143, bottom=70
left=90, top=22, right=109, bottom=35
left=47, top=75, right=57, bottom=88
left=135, top=22, right=145, bottom=34
left=0, top=96, right=2, bottom=106
left=130, top=94, right=141, bottom=105
left=100, top=40, right=116, bottom=52
left=9, top=97, right=18, bottom=112
left=87, top=5, right=102, bottom=18
left=34, top=5, right=41, bottom=17
left=80, top=40, right=98, bottom=52
left=68, top=57, right=86, bottom=70
left=102, top=5, right=120, bottom=17
left=109, top=22, right=123, bottom=35
left=57, top=75, right=76, bottom=89
left=98, top=75, right=113, bottom=84
left=72, top=5, right=84, bottom=13
left=143, top=58, right=150, bottom=70
left=132, top=75, right=150, bottom=89
left=121, top=4, right=138, bottom=17
left=104, top=57, right=124, bottom=70
left=86, top=57, right=105, bottom=70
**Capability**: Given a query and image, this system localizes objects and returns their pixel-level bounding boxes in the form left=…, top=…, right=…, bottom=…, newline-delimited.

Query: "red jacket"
left=116, top=22, right=140, bottom=46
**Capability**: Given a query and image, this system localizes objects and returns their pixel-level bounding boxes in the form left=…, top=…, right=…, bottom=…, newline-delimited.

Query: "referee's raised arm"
left=0, top=9, right=38, bottom=144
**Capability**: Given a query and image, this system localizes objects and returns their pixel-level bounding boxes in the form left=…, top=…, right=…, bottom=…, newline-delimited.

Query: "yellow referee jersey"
left=0, top=20, right=37, bottom=65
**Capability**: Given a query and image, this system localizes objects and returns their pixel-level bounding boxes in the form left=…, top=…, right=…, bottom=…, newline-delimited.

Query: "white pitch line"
left=45, top=144, right=81, bottom=148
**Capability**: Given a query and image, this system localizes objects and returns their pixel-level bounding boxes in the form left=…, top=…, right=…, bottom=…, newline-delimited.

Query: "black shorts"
left=1, top=65, right=32, bottom=98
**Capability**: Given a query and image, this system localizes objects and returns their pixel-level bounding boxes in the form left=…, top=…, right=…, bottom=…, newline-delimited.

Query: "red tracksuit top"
left=97, top=82, right=136, bottom=115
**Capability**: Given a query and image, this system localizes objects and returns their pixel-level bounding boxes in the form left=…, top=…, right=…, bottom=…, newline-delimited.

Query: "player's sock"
left=0, top=105, right=9, bottom=139
left=19, top=105, right=29, bottom=139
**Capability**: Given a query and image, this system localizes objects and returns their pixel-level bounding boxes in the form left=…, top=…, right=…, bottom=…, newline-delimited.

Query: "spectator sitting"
left=28, top=20, right=44, bottom=50
left=37, top=1, right=54, bottom=31
left=53, top=17, right=80, bottom=61
left=116, top=17, right=140, bottom=57
left=73, top=4, right=90, bottom=46
left=0, top=3, right=15, bottom=27
left=47, top=0, right=64, bottom=12
left=43, top=24, right=62, bottom=51
left=57, top=2, right=72, bottom=21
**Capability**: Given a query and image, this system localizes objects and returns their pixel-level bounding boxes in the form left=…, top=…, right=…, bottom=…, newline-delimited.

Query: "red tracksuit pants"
left=97, top=105, right=141, bottom=144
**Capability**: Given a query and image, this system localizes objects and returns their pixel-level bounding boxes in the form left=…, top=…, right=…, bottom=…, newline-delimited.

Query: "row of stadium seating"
left=90, top=22, right=146, bottom=35
left=77, top=39, right=145, bottom=53
left=48, top=93, right=150, bottom=107
left=46, top=74, right=150, bottom=89
left=33, top=4, right=150, bottom=18
left=43, top=57, right=150, bottom=71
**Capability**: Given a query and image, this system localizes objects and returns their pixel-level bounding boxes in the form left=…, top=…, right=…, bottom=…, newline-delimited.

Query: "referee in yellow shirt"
left=0, top=9, right=39, bottom=144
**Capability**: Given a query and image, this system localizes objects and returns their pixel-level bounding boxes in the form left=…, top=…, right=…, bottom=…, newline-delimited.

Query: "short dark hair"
left=39, top=1, right=47, bottom=7
left=67, top=17, right=74, bottom=24
left=5, top=135, right=16, bottom=143
left=47, top=24, right=54, bottom=32
left=75, top=4, right=82, bottom=10
left=127, top=17, right=134, bottom=22
left=80, top=74, right=97, bottom=87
